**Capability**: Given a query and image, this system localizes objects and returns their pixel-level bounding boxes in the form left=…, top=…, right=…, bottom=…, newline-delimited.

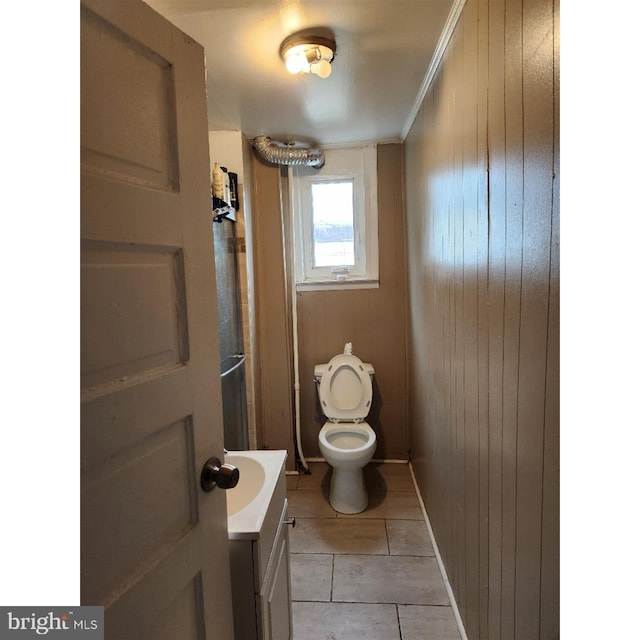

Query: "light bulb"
left=285, top=52, right=307, bottom=74
left=313, top=59, right=332, bottom=78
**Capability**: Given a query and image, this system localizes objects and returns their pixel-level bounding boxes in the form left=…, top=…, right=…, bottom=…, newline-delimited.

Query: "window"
left=312, top=180, right=354, bottom=267
left=291, top=145, right=378, bottom=290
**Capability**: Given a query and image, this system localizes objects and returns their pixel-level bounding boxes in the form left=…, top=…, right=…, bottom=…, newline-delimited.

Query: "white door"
left=80, top=1, right=234, bottom=638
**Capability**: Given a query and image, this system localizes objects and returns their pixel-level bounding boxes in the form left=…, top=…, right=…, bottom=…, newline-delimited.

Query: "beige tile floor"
left=287, top=462, right=462, bottom=640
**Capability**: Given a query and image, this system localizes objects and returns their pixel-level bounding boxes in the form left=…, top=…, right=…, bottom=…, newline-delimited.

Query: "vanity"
left=224, top=450, right=292, bottom=640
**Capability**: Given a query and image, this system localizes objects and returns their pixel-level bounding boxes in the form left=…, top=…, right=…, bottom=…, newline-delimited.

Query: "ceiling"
left=143, top=0, right=455, bottom=147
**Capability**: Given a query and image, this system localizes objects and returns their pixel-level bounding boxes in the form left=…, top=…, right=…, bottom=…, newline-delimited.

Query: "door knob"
left=201, top=457, right=240, bottom=492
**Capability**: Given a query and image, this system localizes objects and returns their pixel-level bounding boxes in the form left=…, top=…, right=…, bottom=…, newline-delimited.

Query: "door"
left=80, top=1, right=234, bottom=638
left=213, top=216, right=248, bottom=450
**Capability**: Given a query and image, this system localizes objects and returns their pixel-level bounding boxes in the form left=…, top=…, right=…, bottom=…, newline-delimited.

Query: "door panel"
left=80, top=2, right=179, bottom=191
left=81, top=1, right=234, bottom=637
left=81, top=242, right=188, bottom=389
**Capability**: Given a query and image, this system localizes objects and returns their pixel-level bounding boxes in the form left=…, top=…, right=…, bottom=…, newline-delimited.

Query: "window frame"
left=291, top=145, right=378, bottom=291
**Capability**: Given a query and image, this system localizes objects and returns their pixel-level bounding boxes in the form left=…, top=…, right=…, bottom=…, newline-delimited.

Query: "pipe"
left=252, top=135, right=324, bottom=168
left=292, top=293, right=309, bottom=473
left=287, top=166, right=310, bottom=473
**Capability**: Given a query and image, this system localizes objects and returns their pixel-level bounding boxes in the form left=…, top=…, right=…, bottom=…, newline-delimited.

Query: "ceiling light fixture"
left=279, top=30, right=336, bottom=79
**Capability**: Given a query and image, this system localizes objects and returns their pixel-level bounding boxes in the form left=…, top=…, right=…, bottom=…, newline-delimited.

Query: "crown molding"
left=401, top=0, right=467, bottom=141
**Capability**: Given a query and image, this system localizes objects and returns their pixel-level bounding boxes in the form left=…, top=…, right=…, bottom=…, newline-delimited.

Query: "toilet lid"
left=318, top=353, right=373, bottom=421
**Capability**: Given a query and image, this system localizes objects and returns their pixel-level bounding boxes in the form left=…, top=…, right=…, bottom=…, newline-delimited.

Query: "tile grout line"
left=384, top=519, right=390, bottom=555
left=408, top=461, right=469, bottom=640
left=330, top=553, right=335, bottom=602
left=395, top=604, right=403, bottom=640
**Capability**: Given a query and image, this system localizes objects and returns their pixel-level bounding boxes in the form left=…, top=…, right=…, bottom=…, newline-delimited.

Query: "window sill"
left=295, top=279, right=379, bottom=292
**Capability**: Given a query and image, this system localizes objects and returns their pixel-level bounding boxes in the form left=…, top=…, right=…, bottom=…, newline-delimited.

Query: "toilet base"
left=329, top=467, right=368, bottom=514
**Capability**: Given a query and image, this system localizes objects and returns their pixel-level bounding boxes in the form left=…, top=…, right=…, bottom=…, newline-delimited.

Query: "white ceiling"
left=143, top=0, right=455, bottom=146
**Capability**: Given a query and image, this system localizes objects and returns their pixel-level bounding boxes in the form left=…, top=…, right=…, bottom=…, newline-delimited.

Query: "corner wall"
left=297, top=144, right=409, bottom=460
left=251, top=144, right=409, bottom=464
left=250, top=153, right=296, bottom=467
left=403, top=0, right=559, bottom=638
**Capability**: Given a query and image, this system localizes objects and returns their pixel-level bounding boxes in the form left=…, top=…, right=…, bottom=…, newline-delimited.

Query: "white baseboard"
left=302, top=457, right=410, bottom=464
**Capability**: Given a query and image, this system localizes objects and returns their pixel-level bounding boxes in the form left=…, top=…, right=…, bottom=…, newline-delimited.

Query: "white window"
left=291, top=145, right=378, bottom=290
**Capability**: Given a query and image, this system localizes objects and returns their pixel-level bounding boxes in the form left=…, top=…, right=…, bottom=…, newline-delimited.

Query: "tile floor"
left=286, top=462, right=462, bottom=640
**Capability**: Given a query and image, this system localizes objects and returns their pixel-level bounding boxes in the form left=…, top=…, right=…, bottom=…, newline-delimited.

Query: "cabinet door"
left=258, top=522, right=292, bottom=640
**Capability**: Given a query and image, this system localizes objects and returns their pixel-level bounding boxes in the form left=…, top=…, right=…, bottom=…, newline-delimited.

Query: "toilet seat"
left=318, top=353, right=373, bottom=422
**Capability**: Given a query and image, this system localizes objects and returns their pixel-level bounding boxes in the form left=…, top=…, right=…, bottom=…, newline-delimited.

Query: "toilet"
left=314, top=343, right=376, bottom=514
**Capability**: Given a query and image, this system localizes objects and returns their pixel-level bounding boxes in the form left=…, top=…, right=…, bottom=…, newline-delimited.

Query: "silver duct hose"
left=252, top=135, right=325, bottom=168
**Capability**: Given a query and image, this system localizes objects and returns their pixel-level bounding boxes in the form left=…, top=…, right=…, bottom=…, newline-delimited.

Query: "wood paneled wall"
left=403, top=0, right=559, bottom=638
left=250, top=154, right=295, bottom=465
left=297, top=144, right=409, bottom=460
left=251, top=144, right=409, bottom=463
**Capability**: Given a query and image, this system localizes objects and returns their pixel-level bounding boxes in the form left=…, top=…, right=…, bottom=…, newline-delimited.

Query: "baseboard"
left=408, top=462, right=469, bottom=640
left=302, top=457, right=410, bottom=464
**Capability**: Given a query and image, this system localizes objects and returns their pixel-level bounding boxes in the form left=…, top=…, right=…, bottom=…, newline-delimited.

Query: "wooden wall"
left=250, top=154, right=295, bottom=465
left=403, top=0, right=559, bottom=638
left=251, top=144, right=409, bottom=464
left=297, top=144, right=409, bottom=460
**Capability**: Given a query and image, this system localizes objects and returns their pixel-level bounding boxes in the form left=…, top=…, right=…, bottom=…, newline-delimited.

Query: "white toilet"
left=314, top=343, right=376, bottom=514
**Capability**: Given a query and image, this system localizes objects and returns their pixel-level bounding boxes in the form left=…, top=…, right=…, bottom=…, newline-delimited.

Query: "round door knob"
left=201, top=457, right=240, bottom=492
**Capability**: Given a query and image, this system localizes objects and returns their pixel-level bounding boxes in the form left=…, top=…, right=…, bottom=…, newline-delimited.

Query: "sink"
left=224, top=450, right=287, bottom=540
left=225, top=456, right=266, bottom=516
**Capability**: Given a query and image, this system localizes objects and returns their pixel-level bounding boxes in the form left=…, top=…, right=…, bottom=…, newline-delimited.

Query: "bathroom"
left=75, top=0, right=561, bottom=639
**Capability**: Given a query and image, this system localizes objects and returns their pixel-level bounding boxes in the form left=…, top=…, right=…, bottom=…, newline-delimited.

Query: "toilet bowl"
left=314, top=343, right=376, bottom=514
left=319, top=422, right=376, bottom=514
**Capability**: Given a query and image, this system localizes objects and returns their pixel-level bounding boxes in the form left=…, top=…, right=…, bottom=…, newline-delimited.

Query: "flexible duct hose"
left=252, top=135, right=325, bottom=168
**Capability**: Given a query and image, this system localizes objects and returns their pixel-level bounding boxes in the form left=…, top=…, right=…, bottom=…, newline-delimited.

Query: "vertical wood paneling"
left=452, top=24, right=466, bottom=615
left=251, top=154, right=295, bottom=466
left=404, top=0, right=559, bottom=639
left=295, top=144, right=409, bottom=461
left=462, top=4, right=480, bottom=637
left=514, top=0, right=555, bottom=635
left=501, top=0, right=524, bottom=635
left=487, top=1, right=507, bottom=638
left=539, top=2, right=559, bottom=636
left=476, top=2, right=491, bottom=637
left=253, top=145, right=408, bottom=462
left=443, top=50, right=457, bottom=611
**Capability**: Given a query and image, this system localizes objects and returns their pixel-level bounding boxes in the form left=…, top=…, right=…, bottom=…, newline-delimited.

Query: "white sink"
left=224, top=450, right=287, bottom=540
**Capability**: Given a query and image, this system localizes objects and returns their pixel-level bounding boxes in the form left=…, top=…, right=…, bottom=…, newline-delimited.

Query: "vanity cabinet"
left=256, top=500, right=292, bottom=640
left=227, top=455, right=292, bottom=640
